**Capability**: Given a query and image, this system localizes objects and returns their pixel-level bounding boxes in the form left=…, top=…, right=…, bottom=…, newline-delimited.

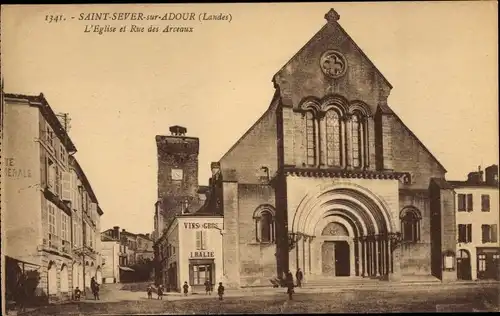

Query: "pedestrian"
left=74, top=286, right=81, bottom=301
left=286, top=271, right=294, bottom=300
left=204, top=279, right=212, bottom=295
left=147, top=284, right=153, bottom=299
left=157, top=284, right=164, bottom=300
left=183, top=281, right=189, bottom=296
left=296, top=268, right=303, bottom=288
left=92, top=281, right=100, bottom=300
left=16, top=274, right=27, bottom=312
left=217, top=282, right=225, bottom=301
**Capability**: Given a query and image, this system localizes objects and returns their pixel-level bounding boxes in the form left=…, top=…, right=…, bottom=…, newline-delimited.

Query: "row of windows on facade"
left=47, top=200, right=97, bottom=253
left=457, top=224, right=498, bottom=243
left=46, top=158, right=99, bottom=224
left=45, top=124, right=68, bottom=167
left=304, top=110, right=368, bottom=168
left=457, top=193, right=492, bottom=212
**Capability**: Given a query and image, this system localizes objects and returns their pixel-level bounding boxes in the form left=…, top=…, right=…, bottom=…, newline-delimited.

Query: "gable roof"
left=272, top=9, right=392, bottom=90
left=384, top=106, right=447, bottom=173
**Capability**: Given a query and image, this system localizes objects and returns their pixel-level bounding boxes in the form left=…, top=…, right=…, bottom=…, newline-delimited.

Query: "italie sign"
left=190, top=251, right=215, bottom=259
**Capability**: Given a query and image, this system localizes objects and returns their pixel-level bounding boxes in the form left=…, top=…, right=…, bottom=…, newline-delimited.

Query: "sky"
left=2, top=2, right=498, bottom=234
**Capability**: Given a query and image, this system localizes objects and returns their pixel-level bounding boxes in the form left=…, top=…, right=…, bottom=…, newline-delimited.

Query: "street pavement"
left=8, top=281, right=500, bottom=315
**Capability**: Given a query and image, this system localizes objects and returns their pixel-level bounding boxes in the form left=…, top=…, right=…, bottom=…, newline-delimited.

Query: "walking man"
left=286, top=271, right=295, bottom=300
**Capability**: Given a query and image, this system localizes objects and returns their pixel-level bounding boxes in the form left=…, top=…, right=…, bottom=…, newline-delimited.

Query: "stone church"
left=208, top=8, right=457, bottom=288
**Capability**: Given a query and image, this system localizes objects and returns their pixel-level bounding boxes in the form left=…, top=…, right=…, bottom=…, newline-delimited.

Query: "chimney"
left=485, top=164, right=499, bottom=186
left=169, top=125, right=187, bottom=136
left=467, top=171, right=483, bottom=184
left=145, top=233, right=150, bottom=239
left=113, top=226, right=120, bottom=240
left=211, top=162, right=221, bottom=176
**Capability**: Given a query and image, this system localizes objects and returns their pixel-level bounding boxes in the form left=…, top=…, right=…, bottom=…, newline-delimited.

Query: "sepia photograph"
left=0, top=2, right=499, bottom=314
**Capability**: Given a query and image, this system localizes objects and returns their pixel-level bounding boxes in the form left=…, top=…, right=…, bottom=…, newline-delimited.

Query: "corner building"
left=216, top=9, right=456, bottom=288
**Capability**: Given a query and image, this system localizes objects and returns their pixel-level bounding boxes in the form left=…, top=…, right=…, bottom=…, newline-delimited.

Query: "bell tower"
left=156, top=125, right=199, bottom=227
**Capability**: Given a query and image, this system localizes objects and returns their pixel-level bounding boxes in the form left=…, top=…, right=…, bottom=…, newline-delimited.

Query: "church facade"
left=213, top=9, right=457, bottom=288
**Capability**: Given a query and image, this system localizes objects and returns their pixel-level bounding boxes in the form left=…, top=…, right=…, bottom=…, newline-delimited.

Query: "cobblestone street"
left=10, top=282, right=500, bottom=315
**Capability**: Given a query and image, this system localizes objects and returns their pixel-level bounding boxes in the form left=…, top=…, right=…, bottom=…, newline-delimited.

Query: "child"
left=157, top=284, right=164, bottom=300
left=147, top=285, right=153, bottom=299
left=183, top=281, right=189, bottom=296
left=204, top=279, right=212, bottom=295
left=217, top=282, right=225, bottom=301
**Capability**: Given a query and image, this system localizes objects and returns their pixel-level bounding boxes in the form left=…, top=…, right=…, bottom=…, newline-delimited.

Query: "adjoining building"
left=3, top=93, right=103, bottom=302
left=100, top=230, right=121, bottom=284
left=449, top=165, right=499, bottom=281
left=156, top=214, right=223, bottom=293
left=101, top=226, right=154, bottom=282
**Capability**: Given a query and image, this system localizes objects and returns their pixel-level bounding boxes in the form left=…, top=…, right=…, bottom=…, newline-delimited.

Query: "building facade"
left=156, top=214, right=223, bottom=293
left=210, top=9, right=457, bottom=288
left=450, top=165, right=499, bottom=281
left=100, top=233, right=121, bottom=284
left=3, top=93, right=103, bottom=302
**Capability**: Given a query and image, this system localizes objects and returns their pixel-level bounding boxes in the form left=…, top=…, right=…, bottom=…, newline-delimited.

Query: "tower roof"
left=169, top=125, right=187, bottom=136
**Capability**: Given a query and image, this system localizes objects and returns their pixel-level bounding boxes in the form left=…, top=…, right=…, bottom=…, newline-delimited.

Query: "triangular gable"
left=272, top=9, right=392, bottom=114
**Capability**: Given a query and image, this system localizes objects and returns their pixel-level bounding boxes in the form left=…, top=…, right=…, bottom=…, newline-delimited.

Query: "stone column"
left=319, top=114, right=327, bottom=167
left=375, top=236, right=380, bottom=277
left=314, top=118, right=320, bottom=167
left=385, top=238, right=390, bottom=276
left=364, top=118, right=370, bottom=169
left=358, top=238, right=364, bottom=277
left=362, top=238, right=367, bottom=277
left=303, top=236, right=309, bottom=275
left=344, top=115, right=352, bottom=169
left=341, top=119, right=347, bottom=167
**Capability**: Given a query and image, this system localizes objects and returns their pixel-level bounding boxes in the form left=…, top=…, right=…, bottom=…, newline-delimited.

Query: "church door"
left=334, top=241, right=350, bottom=276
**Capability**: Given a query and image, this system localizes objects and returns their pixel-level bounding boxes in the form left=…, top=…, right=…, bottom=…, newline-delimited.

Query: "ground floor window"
left=189, top=259, right=215, bottom=286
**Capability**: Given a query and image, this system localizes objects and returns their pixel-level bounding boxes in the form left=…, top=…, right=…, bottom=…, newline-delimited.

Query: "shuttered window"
left=481, top=224, right=498, bottom=243
left=481, top=195, right=490, bottom=212
left=195, top=231, right=207, bottom=250
left=458, top=224, right=472, bottom=243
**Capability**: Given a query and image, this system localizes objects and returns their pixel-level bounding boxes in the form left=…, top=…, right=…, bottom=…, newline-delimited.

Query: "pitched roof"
left=272, top=9, right=392, bottom=90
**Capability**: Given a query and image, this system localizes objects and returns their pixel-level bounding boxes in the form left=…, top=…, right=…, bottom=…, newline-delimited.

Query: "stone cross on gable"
left=325, top=8, right=340, bottom=23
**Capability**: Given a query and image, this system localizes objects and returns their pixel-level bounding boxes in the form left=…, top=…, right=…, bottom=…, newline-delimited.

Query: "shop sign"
left=189, top=251, right=215, bottom=259
left=184, top=222, right=219, bottom=230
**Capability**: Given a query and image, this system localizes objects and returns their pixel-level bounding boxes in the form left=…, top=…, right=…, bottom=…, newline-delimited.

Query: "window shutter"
left=467, top=224, right=472, bottom=243
left=196, top=231, right=201, bottom=250
left=47, top=163, right=54, bottom=189
left=481, top=195, right=490, bottom=211
left=201, top=231, right=207, bottom=250
left=189, top=264, right=194, bottom=285
left=482, top=225, right=488, bottom=243
left=458, top=225, right=464, bottom=242
left=457, top=195, right=465, bottom=211
left=467, top=194, right=473, bottom=211
left=492, top=225, right=498, bottom=243
left=62, top=171, right=72, bottom=202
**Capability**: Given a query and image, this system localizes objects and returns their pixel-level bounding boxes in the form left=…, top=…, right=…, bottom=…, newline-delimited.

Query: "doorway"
left=477, top=251, right=500, bottom=280
left=456, top=249, right=471, bottom=280
left=321, top=241, right=350, bottom=276
left=334, top=241, right=350, bottom=276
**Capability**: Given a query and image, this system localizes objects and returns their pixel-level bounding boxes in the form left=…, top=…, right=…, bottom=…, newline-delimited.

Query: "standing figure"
left=286, top=271, right=294, bottom=300
left=147, top=284, right=153, bottom=299
left=74, top=286, right=81, bottom=301
left=217, top=282, right=225, bottom=301
left=204, top=280, right=212, bottom=295
left=91, top=278, right=100, bottom=301
left=157, top=284, right=164, bottom=300
left=295, top=268, right=303, bottom=288
left=183, top=281, right=189, bottom=296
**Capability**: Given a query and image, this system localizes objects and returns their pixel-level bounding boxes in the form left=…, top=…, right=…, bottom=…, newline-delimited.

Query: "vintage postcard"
left=1, top=2, right=499, bottom=315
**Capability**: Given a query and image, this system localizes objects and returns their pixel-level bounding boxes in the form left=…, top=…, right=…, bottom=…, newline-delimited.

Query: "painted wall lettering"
left=5, top=158, right=32, bottom=178
left=184, top=222, right=219, bottom=230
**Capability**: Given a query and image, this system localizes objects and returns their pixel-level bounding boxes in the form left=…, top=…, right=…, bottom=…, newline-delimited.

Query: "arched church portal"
left=290, top=184, right=397, bottom=279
